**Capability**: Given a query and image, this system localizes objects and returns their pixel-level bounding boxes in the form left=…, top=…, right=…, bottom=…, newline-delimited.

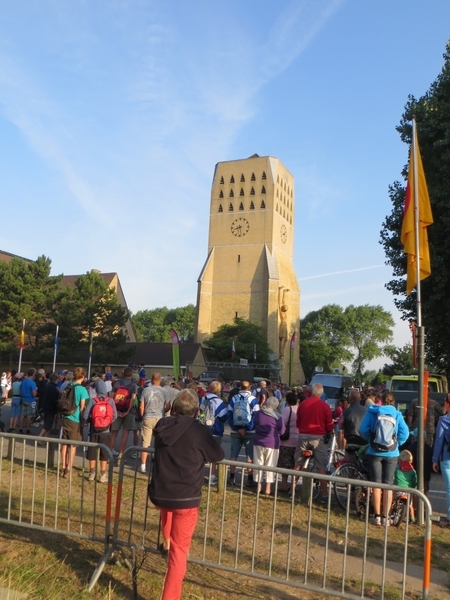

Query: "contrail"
left=299, top=265, right=385, bottom=281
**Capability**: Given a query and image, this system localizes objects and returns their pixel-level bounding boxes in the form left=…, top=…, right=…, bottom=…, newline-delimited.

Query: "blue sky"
left=0, top=1, right=449, bottom=368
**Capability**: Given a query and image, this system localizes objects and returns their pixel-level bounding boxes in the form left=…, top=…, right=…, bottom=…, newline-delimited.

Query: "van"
left=388, top=375, right=447, bottom=394
left=309, top=371, right=353, bottom=412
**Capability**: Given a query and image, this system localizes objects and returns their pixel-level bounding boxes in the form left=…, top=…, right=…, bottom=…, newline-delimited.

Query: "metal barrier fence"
left=0, top=431, right=114, bottom=586
left=105, top=446, right=433, bottom=600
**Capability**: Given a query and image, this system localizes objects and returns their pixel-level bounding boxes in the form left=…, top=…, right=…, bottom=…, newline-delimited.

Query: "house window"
left=262, top=171, right=266, bottom=180
left=276, top=204, right=278, bottom=212
left=219, top=190, right=224, bottom=198
left=250, top=187, right=255, bottom=195
left=250, top=201, right=255, bottom=209
left=290, top=216, right=292, bottom=224
left=220, top=176, right=224, bottom=184
left=240, top=188, right=244, bottom=196
left=229, top=203, right=234, bottom=211
left=251, top=172, right=256, bottom=181
left=240, top=174, right=245, bottom=182
left=277, top=175, right=279, bottom=183
left=238, top=255, right=240, bottom=263
left=261, top=185, right=266, bottom=194
left=218, top=204, right=223, bottom=212
left=260, top=200, right=266, bottom=209
left=229, top=189, right=234, bottom=197
left=239, top=202, right=244, bottom=210
left=230, top=175, right=235, bottom=183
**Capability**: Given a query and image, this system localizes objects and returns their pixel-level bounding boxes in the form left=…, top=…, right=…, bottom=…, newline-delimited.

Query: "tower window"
left=283, top=209, right=286, bottom=218
left=238, top=255, right=240, bottom=263
left=262, top=171, right=266, bottom=180
left=230, top=175, right=235, bottom=183
left=291, top=189, right=293, bottom=197
left=240, top=174, right=245, bottom=182
left=239, top=202, right=244, bottom=211
left=240, top=188, right=244, bottom=196
left=260, top=200, right=266, bottom=209
left=287, top=186, right=290, bottom=195
left=250, top=187, right=255, bottom=195
left=229, top=203, right=234, bottom=211
left=249, top=201, right=255, bottom=209
left=251, top=172, right=256, bottom=181
left=290, top=216, right=292, bottom=224
left=276, top=204, right=278, bottom=212
left=277, top=175, right=279, bottom=183
left=284, top=182, right=286, bottom=191
left=218, top=204, right=223, bottom=213
left=235, top=312, right=238, bottom=318
left=261, top=185, right=266, bottom=194
left=219, top=176, right=224, bottom=184
left=229, top=189, right=234, bottom=197
left=219, top=190, right=224, bottom=198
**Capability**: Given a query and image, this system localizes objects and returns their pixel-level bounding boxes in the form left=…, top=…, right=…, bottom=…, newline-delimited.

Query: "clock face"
left=231, top=217, right=250, bottom=237
left=280, top=224, right=287, bottom=243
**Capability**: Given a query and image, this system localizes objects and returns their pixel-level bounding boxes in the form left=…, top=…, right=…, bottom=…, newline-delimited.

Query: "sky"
left=0, top=1, right=449, bottom=369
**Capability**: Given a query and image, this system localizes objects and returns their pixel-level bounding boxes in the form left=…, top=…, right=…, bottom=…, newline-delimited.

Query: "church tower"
left=194, top=154, right=301, bottom=383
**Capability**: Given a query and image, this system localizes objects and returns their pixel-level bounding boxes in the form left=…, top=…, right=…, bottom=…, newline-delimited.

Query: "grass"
left=0, top=451, right=448, bottom=599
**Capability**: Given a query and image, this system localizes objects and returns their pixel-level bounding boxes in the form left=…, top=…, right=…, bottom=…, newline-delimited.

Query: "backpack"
left=370, top=413, right=398, bottom=452
left=91, top=396, right=115, bottom=432
left=232, top=393, right=252, bottom=427
left=57, top=384, right=79, bottom=417
left=113, top=381, right=132, bottom=412
left=199, top=396, right=216, bottom=427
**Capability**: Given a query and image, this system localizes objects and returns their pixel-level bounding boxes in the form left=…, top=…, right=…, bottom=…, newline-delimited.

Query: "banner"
left=171, top=328, right=180, bottom=377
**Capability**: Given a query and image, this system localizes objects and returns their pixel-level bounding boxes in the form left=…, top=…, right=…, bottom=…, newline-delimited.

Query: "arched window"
left=262, top=171, right=266, bottom=180
left=239, top=202, right=244, bottom=211
left=250, top=187, right=255, bottom=195
left=219, top=190, right=224, bottom=198
left=277, top=175, right=279, bottom=183
left=276, top=204, right=278, bottom=212
left=219, top=176, right=224, bottom=184
left=240, top=174, right=245, bottom=182
left=218, top=204, right=223, bottom=213
left=290, top=216, right=292, bottom=224
left=251, top=172, right=256, bottom=181
left=283, top=209, right=285, bottom=218
left=261, top=185, right=266, bottom=194
left=229, top=189, right=234, bottom=197
left=230, top=175, right=235, bottom=183
left=284, top=182, right=286, bottom=191
left=260, top=200, right=266, bottom=209
left=240, top=188, right=244, bottom=196
left=229, top=203, right=234, bottom=211
left=250, top=201, right=255, bottom=209
left=276, top=189, right=279, bottom=197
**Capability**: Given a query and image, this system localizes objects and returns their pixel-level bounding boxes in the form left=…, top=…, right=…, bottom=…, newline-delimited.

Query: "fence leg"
left=87, top=545, right=115, bottom=592
left=217, top=463, right=227, bottom=494
left=47, top=442, right=59, bottom=468
left=301, top=471, right=312, bottom=505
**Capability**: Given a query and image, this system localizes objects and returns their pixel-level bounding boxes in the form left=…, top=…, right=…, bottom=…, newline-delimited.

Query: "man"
left=104, top=372, right=113, bottom=394
left=342, top=389, right=367, bottom=447
left=161, top=376, right=180, bottom=416
left=272, top=383, right=282, bottom=402
left=56, top=370, right=66, bottom=390
left=295, top=382, right=334, bottom=502
left=228, top=380, right=241, bottom=403
left=35, top=369, right=48, bottom=416
left=407, top=394, right=444, bottom=446
left=258, top=380, right=269, bottom=406
left=38, top=372, right=60, bottom=439
left=60, top=367, right=89, bottom=476
left=139, top=372, right=168, bottom=474
left=19, top=368, right=37, bottom=434
left=148, top=389, right=224, bottom=600
left=199, top=380, right=228, bottom=484
left=109, top=366, right=137, bottom=461
left=227, top=380, right=260, bottom=487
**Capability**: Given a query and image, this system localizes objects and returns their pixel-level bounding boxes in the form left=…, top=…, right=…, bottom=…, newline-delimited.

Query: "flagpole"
left=52, top=325, right=59, bottom=373
left=413, top=118, right=425, bottom=525
left=18, top=319, right=25, bottom=372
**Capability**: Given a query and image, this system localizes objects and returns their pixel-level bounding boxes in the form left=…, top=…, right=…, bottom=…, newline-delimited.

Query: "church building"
left=194, top=154, right=301, bottom=383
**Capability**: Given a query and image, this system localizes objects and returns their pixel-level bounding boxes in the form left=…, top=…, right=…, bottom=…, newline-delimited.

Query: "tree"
left=344, top=305, right=394, bottom=377
left=132, top=305, right=196, bottom=343
left=0, top=256, right=62, bottom=365
left=382, top=344, right=416, bottom=377
left=56, top=270, right=131, bottom=364
left=300, top=304, right=353, bottom=379
left=204, top=317, right=272, bottom=363
left=380, top=42, right=450, bottom=375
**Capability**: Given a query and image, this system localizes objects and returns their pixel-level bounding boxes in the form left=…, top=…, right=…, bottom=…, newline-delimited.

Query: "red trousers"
left=159, top=507, right=199, bottom=600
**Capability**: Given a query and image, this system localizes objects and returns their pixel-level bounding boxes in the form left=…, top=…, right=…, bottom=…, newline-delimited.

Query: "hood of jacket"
left=367, top=404, right=398, bottom=419
left=153, top=415, right=196, bottom=447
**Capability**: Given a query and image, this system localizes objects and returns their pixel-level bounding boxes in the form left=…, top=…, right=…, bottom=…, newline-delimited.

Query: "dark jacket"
left=148, top=415, right=225, bottom=510
left=342, top=402, right=367, bottom=445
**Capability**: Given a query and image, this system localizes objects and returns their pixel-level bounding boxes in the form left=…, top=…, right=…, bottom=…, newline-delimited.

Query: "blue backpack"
left=370, top=414, right=398, bottom=452
left=232, top=394, right=252, bottom=427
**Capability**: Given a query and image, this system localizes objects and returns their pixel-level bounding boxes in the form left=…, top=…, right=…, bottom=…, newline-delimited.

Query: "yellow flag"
left=400, top=125, right=433, bottom=295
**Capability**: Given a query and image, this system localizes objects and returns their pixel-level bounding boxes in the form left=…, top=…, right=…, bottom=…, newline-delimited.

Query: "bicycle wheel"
left=391, top=498, right=408, bottom=527
left=333, top=463, right=365, bottom=511
left=300, top=457, right=322, bottom=502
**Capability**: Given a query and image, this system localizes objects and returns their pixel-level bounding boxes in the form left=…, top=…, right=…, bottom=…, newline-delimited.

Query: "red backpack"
left=113, top=381, right=132, bottom=412
left=91, top=397, right=115, bottom=432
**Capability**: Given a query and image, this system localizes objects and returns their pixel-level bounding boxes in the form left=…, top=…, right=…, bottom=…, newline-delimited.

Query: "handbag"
left=280, top=406, right=292, bottom=441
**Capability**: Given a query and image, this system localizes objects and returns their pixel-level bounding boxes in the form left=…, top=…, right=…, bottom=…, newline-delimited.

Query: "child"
left=394, top=449, right=418, bottom=523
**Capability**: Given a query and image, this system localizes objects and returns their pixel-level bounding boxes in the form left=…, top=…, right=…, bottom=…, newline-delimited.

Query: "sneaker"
left=88, top=471, right=96, bottom=482
left=18, top=429, right=23, bottom=434
left=138, top=464, right=147, bottom=474
left=370, top=515, right=382, bottom=526
left=26, top=430, right=31, bottom=435
left=98, top=472, right=108, bottom=484
left=112, top=449, right=119, bottom=457
left=210, top=475, right=218, bottom=485
left=381, top=517, right=391, bottom=527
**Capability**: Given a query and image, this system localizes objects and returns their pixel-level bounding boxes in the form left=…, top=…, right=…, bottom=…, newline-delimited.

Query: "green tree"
left=131, top=304, right=196, bottom=343
left=204, top=317, right=272, bottom=363
left=382, top=343, right=416, bottom=377
left=344, top=305, right=394, bottom=377
left=0, top=256, right=63, bottom=365
left=299, top=304, right=352, bottom=379
left=380, top=42, right=450, bottom=375
left=56, top=270, right=131, bottom=364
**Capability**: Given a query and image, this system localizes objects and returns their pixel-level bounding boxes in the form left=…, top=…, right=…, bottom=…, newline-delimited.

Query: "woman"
left=277, top=391, right=299, bottom=492
left=253, top=397, right=285, bottom=495
left=432, top=394, right=450, bottom=527
left=9, top=373, right=23, bottom=432
left=359, top=391, right=409, bottom=526
left=0, top=372, right=7, bottom=398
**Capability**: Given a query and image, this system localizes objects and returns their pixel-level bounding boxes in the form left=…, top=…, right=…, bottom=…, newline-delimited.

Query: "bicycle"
left=332, top=444, right=369, bottom=511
